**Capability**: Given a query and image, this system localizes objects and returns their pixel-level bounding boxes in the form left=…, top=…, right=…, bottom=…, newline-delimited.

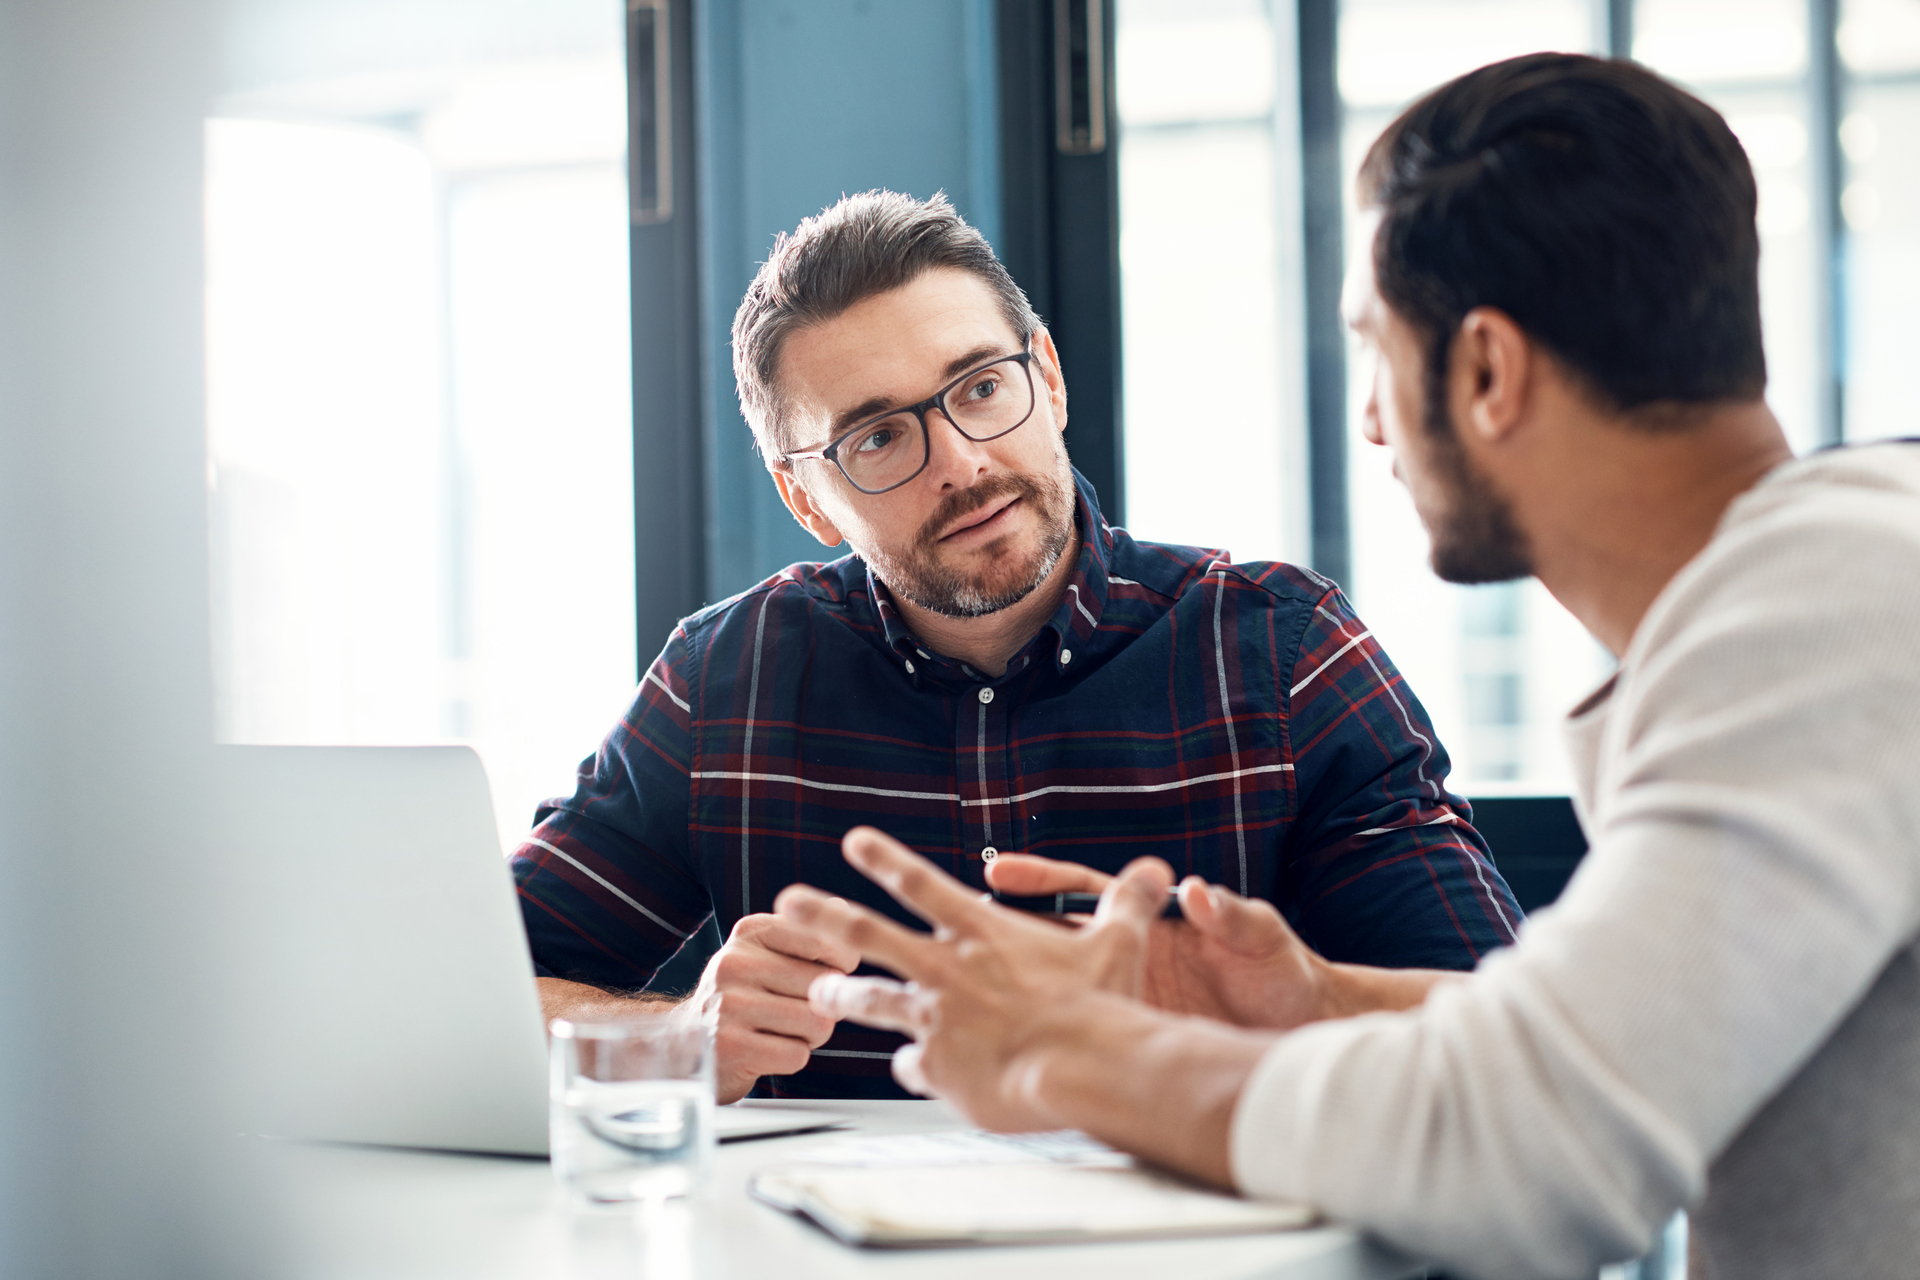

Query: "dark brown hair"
left=731, top=190, right=1040, bottom=458
left=1359, top=53, right=1767, bottom=426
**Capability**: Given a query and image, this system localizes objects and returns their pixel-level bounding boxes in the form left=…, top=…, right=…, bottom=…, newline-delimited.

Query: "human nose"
left=920, top=408, right=995, bottom=490
left=1358, top=355, right=1386, bottom=447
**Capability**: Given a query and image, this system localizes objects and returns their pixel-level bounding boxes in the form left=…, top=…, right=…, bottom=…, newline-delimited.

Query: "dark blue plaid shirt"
left=514, top=472, right=1521, bottom=1097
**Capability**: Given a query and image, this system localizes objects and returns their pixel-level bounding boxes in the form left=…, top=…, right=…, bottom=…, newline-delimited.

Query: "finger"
left=841, top=827, right=991, bottom=932
left=810, top=973, right=933, bottom=1036
left=1177, top=875, right=1218, bottom=929
left=1094, top=856, right=1176, bottom=930
left=984, top=854, right=1113, bottom=896
left=774, top=882, right=946, bottom=981
left=732, top=912, right=862, bottom=974
left=754, top=953, right=853, bottom=1002
left=715, top=1023, right=814, bottom=1082
left=710, top=938, right=850, bottom=1001
left=891, top=1042, right=933, bottom=1097
left=716, top=986, right=837, bottom=1045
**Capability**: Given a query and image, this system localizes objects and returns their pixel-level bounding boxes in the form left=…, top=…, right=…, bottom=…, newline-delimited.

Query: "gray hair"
left=730, top=190, right=1042, bottom=461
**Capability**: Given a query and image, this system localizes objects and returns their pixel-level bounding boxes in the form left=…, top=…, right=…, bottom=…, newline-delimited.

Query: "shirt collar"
left=864, top=468, right=1113, bottom=683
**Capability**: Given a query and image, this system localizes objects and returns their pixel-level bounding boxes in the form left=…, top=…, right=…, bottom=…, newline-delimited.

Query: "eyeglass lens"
left=836, top=356, right=1035, bottom=493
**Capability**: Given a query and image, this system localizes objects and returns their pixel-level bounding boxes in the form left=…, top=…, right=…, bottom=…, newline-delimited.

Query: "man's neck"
left=1516, top=398, right=1794, bottom=657
left=888, top=540, right=1077, bottom=678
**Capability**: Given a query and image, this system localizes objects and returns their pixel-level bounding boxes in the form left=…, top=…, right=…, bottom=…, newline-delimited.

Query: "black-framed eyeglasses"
left=782, top=350, right=1038, bottom=495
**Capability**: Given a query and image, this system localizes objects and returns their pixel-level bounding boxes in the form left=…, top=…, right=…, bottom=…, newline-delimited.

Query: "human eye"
left=960, top=372, right=1002, bottom=403
left=849, top=415, right=912, bottom=455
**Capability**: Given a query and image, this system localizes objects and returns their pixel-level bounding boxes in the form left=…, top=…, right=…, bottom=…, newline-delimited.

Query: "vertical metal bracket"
left=628, top=0, right=672, bottom=225
left=1053, top=0, right=1106, bottom=155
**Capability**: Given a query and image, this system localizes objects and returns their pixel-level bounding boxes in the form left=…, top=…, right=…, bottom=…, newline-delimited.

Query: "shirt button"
left=904, top=659, right=916, bottom=674
left=1060, top=648, right=1073, bottom=666
left=981, top=846, right=998, bottom=861
left=977, top=687, right=994, bottom=704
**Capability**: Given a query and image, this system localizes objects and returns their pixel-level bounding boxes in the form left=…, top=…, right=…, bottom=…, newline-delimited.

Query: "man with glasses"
left=511, top=191, right=1519, bottom=1102
left=776, top=58, right=1920, bottom=1277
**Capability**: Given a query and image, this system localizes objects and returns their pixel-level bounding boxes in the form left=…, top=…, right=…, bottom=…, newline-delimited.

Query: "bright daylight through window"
left=205, top=1, right=639, bottom=849
left=1117, top=0, right=1907, bottom=794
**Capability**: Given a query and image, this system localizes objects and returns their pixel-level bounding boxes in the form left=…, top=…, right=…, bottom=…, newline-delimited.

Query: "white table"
left=255, top=1099, right=1426, bottom=1280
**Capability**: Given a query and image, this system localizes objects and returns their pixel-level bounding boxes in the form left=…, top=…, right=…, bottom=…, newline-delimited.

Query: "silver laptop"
left=218, top=745, right=551, bottom=1155
left=216, top=745, right=851, bottom=1157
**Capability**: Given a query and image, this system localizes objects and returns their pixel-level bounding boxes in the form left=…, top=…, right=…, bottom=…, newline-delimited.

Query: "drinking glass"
left=549, top=1012, right=715, bottom=1206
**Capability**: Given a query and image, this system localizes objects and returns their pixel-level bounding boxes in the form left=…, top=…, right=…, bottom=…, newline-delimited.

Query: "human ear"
left=772, top=466, right=846, bottom=548
left=1456, top=307, right=1531, bottom=446
left=1030, top=327, right=1069, bottom=433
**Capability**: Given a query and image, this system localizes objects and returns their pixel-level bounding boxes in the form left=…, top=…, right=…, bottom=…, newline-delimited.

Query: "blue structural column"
left=693, top=0, right=1002, bottom=600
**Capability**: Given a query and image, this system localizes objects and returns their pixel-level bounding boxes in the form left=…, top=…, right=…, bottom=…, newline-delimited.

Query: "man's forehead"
left=780, top=269, right=1020, bottom=423
left=1342, top=209, right=1383, bottom=330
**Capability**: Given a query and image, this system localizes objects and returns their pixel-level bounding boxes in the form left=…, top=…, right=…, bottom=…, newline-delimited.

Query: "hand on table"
left=688, top=914, right=860, bottom=1103
left=985, top=853, right=1336, bottom=1031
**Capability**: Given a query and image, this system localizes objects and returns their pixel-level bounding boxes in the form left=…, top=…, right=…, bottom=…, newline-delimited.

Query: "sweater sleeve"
left=1228, top=477, right=1920, bottom=1279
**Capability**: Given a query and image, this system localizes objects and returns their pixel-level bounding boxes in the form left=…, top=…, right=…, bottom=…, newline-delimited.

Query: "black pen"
left=993, top=888, right=1185, bottom=921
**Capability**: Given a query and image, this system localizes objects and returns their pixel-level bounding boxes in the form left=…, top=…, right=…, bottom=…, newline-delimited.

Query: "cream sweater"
left=1230, top=444, right=1920, bottom=1279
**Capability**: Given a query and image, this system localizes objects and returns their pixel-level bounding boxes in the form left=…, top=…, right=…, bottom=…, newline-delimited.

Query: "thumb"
left=1096, top=856, right=1175, bottom=933
left=1181, top=878, right=1292, bottom=956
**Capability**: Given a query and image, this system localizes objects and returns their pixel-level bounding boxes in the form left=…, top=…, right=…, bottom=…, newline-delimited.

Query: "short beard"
left=1422, top=336, right=1533, bottom=584
left=861, top=460, right=1076, bottom=619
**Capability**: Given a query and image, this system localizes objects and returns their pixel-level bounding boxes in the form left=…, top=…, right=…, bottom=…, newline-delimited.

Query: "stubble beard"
left=862, top=453, right=1077, bottom=619
left=1422, top=364, right=1534, bottom=585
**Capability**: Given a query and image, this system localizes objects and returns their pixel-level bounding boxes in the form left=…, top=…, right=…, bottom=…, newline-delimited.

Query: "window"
left=206, top=2, right=637, bottom=849
left=1633, top=0, right=1824, bottom=452
left=1117, top=0, right=1899, bottom=794
left=1116, top=0, right=1307, bottom=566
left=1336, top=0, right=1612, bottom=791
left=1116, top=0, right=1614, bottom=792
left=1840, top=0, right=1920, bottom=443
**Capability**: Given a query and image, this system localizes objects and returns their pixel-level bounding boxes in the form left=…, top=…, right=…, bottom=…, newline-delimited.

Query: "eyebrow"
left=827, top=342, right=1012, bottom=435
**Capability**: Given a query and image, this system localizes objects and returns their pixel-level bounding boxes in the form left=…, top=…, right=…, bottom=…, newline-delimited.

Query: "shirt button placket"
left=973, top=685, right=1001, bottom=865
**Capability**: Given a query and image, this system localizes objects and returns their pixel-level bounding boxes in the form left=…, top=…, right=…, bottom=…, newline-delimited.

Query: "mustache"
left=917, top=473, right=1036, bottom=545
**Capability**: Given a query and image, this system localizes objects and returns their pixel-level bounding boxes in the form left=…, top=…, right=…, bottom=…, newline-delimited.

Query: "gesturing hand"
left=687, top=914, right=860, bottom=1103
left=985, top=853, right=1336, bottom=1032
left=772, top=827, right=1176, bottom=1131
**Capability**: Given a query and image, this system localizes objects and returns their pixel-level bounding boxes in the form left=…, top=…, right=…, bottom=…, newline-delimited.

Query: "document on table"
left=750, top=1129, right=1317, bottom=1248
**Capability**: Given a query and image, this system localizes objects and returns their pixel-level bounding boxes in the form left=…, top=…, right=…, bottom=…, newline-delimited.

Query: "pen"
left=993, top=888, right=1185, bottom=921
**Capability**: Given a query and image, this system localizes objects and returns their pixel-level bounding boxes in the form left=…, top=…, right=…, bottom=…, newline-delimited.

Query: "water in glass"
left=554, top=1075, right=713, bottom=1204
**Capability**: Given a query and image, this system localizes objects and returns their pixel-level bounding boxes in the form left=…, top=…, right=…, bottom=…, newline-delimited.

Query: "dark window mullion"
left=997, top=0, right=1124, bottom=525
left=629, top=0, right=706, bottom=671
left=1808, top=0, right=1846, bottom=445
left=1298, top=0, right=1348, bottom=588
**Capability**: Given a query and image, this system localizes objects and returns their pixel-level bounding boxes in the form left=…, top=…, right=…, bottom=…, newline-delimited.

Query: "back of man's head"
left=1359, top=53, right=1766, bottom=422
left=732, top=190, right=1040, bottom=459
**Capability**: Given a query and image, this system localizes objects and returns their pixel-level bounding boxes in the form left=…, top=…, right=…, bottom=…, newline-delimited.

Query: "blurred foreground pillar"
left=0, top=1, right=253, bottom=1276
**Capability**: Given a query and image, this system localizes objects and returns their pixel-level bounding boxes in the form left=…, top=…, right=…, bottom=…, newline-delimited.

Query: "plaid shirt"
left=513, top=472, right=1520, bottom=1097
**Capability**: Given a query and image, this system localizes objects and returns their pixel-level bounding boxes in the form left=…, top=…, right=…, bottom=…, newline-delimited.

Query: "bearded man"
left=511, top=190, right=1518, bottom=1102
left=779, top=55, right=1920, bottom=1279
